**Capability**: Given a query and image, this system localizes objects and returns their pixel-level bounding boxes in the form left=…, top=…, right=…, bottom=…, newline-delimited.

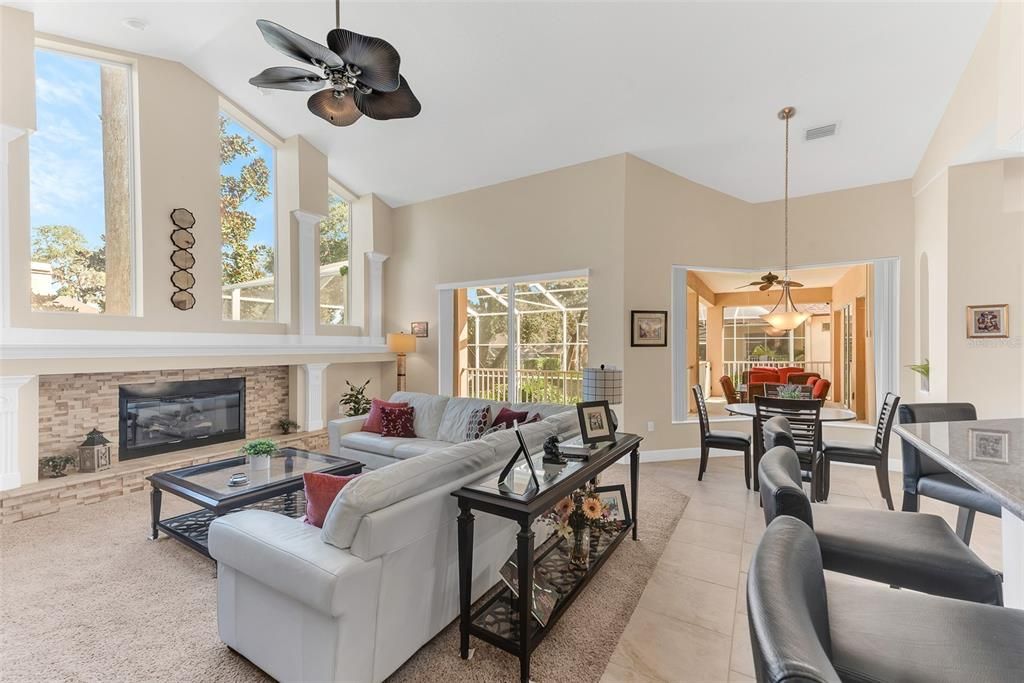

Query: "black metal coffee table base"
left=154, top=490, right=308, bottom=557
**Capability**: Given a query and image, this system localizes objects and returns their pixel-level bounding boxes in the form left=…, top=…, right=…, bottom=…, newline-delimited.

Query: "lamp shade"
left=387, top=332, right=417, bottom=354
left=582, top=366, right=623, bottom=404
left=761, top=310, right=810, bottom=331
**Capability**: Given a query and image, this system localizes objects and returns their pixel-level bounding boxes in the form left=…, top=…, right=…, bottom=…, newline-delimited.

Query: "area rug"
left=0, top=465, right=686, bottom=683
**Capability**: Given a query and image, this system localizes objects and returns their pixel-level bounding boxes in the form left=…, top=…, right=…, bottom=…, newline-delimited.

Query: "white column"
left=438, top=288, right=455, bottom=395
left=1003, top=510, right=1024, bottom=608
left=0, top=375, right=33, bottom=491
left=292, top=210, right=325, bottom=337
left=1, top=125, right=28, bottom=330
left=299, top=363, right=330, bottom=432
left=366, top=251, right=389, bottom=342
left=872, top=257, right=900, bottom=422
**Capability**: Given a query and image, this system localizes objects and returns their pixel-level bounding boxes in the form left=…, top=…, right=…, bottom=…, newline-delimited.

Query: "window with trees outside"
left=29, top=48, right=135, bottom=315
left=319, top=188, right=350, bottom=325
left=722, top=306, right=806, bottom=383
left=220, top=113, right=276, bottom=321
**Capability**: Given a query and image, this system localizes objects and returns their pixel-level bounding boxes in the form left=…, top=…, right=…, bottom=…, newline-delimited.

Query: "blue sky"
left=30, top=48, right=275, bottom=253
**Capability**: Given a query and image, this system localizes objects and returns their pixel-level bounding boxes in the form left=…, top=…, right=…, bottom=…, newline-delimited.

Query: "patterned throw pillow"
left=463, top=406, right=491, bottom=442
left=362, top=398, right=409, bottom=434
left=380, top=406, right=416, bottom=438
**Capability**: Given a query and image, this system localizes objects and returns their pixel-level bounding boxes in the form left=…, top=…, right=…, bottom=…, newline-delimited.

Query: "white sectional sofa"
left=327, top=391, right=575, bottom=470
left=208, top=393, right=578, bottom=683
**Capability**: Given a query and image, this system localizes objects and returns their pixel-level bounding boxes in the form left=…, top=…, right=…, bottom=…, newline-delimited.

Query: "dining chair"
left=776, top=367, right=807, bottom=384
left=754, top=395, right=824, bottom=500
left=810, top=378, right=831, bottom=401
left=692, top=384, right=753, bottom=488
left=786, top=372, right=821, bottom=385
left=898, top=402, right=1002, bottom=545
left=758, top=446, right=1003, bottom=604
left=823, top=392, right=900, bottom=509
left=746, top=382, right=768, bottom=402
left=747, top=517, right=1024, bottom=683
left=719, top=375, right=742, bottom=404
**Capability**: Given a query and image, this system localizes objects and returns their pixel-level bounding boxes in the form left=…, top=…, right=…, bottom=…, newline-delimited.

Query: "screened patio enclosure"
left=455, top=277, right=588, bottom=404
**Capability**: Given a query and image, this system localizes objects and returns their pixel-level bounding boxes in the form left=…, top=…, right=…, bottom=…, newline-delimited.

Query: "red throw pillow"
left=380, top=405, right=416, bottom=437
left=362, top=398, right=409, bottom=434
left=492, top=407, right=529, bottom=430
left=303, top=471, right=360, bottom=528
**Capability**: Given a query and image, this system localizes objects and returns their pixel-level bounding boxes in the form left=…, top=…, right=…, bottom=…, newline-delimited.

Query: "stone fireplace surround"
left=39, top=366, right=289, bottom=465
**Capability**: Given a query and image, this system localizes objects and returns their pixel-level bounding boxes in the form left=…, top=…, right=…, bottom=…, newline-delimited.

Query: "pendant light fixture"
left=761, top=106, right=810, bottom=332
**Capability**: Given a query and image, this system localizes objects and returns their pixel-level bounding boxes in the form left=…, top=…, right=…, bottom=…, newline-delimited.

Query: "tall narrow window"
left=319, top=188, right=350, bottom=325
left=29, top=48, right=135, bottom=314
left=220, top=113, right=276, bottom=321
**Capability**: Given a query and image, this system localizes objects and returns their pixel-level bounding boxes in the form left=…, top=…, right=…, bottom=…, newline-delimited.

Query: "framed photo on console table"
left=577, top=401, right=616, bottom=445
left=594, top=484, right=631, bottom=525
left=631, top=310, right=668, bottom=347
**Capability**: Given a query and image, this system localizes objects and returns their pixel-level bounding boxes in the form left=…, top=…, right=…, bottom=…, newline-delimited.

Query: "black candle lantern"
left=78, top=428, right=112, bottom=472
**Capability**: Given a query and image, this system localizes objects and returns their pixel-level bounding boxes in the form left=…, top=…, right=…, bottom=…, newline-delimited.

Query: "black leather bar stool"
left=747, top=516, right=1024, bottom=683
left=822, top=391, right=900, bottom=509
left=899, top=402, right=1002, bottom=544
left=758, top=446, right=1003, bottom=605
left=692, top=384, right=752, bottom=488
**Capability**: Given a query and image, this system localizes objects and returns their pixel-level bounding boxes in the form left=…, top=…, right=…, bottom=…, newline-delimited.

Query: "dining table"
left=725, top=402, right=857, bottom=497
left=895, top=418, right=1024, bottom=608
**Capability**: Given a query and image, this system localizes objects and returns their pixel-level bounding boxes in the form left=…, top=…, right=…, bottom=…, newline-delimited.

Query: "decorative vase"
left=569, top=526, right=591, bottom=569
left=249, top=454, right=272, bottom=471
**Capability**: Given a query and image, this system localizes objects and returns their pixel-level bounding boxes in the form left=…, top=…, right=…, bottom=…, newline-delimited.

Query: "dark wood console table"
left=453, top=433, right=642, bottom=683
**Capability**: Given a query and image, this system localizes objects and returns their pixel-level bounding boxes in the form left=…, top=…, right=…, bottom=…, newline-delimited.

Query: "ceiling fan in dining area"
left=736, top=271, right=804, bottom=291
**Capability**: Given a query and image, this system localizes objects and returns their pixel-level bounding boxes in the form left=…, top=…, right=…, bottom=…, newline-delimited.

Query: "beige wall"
left=324, top=362, right=385, bottom=421
left=385, top=155, right=628, bottom=396
left=0, top=7, right=36, bottom=131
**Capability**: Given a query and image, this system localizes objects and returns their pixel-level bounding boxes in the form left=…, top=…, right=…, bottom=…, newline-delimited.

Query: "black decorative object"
left=542, top=435, right=566, bottom=465
left=78, top=427, right=112, bottom=472
left=576, top=400, right=617, bottom=446
left=169, top=208, right=196, bottom=310
left=497, top=424, right=541, bottom=489
left=250, top=0, right=420, bottom=127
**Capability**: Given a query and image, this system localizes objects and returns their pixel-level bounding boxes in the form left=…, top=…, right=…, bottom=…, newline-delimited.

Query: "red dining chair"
left=811, top=378, right=831, bottom=401
left=749, top=371, right=778, bottom=385
left=719, top=376, right=741, bottom=404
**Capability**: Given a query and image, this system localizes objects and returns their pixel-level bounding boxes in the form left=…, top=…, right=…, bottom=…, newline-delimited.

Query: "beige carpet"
left=0, top=465, right=686, bottom=683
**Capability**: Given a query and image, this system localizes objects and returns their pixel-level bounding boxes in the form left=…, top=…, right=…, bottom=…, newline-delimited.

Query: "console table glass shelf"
left=469, top=519, right=632, bottom=649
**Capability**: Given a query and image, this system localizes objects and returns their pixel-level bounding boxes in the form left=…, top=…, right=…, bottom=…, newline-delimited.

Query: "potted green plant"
left=777, top=385, right=804, bottom=400
left=240, top=438, right=278, bottom=471
left=339, top=379, right=372, bottom=417
left=907, top=358, right=930, bottom=391
left=276, top=418, right=300, bottom=435
left=40, top=454, right=76, bottom=478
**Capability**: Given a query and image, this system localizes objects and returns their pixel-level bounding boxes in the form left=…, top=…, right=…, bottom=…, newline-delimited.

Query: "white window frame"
left=436, top=269, right=590, bottom=397
left=321, top=177, right=355, bottom=328
left=218, top=99, right=282, bottom=324
left=30, top=40, right=142, bottom=316
left=671, top=258, right=900, bottom=424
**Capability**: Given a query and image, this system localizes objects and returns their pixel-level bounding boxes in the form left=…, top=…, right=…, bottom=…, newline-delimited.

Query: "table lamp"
left=582, top=364, right=623, bottom=433
left=387, top=332, right=417, bottom=392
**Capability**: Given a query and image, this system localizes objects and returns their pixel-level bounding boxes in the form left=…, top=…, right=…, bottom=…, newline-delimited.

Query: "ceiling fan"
left=737, top=271, right=804, bottom=291
left=249, top=0, right=420, bottom=126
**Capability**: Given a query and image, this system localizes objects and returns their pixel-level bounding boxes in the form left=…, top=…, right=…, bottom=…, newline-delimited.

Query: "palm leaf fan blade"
left=257, top=19, right=343, bottom=69
left=249, top=66, right=326, bottom=91
left=354, top=76, right=421, bottom=120
left=327, top=28, right=402, bottom=92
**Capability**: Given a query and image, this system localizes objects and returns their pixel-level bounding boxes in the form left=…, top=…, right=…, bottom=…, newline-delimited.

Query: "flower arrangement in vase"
left=546, top=485, right=616, bottom=569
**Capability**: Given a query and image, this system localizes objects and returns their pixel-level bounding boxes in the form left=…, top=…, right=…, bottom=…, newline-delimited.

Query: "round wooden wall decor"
left=169, top=208, right=196, bottom=310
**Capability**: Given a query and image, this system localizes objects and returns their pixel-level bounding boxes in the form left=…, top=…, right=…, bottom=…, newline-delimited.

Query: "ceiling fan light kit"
left=249, top=0, right=420, bottom=126
left=760, top=106, right=810, bottom=332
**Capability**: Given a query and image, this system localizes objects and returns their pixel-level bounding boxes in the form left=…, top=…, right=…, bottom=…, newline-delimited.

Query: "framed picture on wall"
left=410, top=321, right=429, bottom=338
left=966, top=304, right=1008, bottom=339
left=630, top=310, right=668, bottom=347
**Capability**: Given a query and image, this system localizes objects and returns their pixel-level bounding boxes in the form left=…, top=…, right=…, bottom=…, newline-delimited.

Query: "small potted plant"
left=40, top=454, right=76, bottom=478
left=240, top=438, right=278, bottom=471
left=777, top=385, right=805, bottom=400
left=339, top=379, right=372, bottom=417
left=276, top=418, right=300, bottom=435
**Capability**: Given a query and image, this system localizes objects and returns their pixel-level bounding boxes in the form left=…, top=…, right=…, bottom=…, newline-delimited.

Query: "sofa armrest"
left=328, top=415, right=368, bottom=454
left=208, top=510, right=380, bottom=617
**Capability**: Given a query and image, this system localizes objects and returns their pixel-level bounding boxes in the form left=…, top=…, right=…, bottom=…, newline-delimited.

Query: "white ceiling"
left=9, top=1, right=994, bottom=207
left=692, top=265, right=856, bottom=293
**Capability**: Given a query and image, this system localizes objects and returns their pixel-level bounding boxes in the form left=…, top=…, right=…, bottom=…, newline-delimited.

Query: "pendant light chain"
left=784, top=110, right=789, bottom=282
left=336, top=0, right=341, bottom=28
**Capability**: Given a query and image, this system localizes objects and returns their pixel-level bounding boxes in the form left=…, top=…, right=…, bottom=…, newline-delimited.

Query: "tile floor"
left=601, top=455, right=1004, bottom=683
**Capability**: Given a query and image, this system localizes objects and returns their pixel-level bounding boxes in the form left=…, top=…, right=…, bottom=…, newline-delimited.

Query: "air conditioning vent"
left=805, top=123, right=837, bottom=141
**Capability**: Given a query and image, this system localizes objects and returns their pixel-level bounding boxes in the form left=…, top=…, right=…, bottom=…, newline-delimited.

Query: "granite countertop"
left=895, top=418, right=1024, bottom=520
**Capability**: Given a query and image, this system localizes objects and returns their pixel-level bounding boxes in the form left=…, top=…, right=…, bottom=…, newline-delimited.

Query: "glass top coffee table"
left=146, top=447, right=362, bottom=557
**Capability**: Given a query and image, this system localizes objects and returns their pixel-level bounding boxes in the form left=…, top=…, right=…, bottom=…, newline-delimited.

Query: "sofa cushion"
left=511, top=402, right=571, bottom=419
left=321, top=440, right=501, bottom=550
left=380, top=406, right=416, bottom=438
left=339, top=431, right=423, bottom=457
left=392, top=440, right=453, bottom=460
left=436, top=397, right=507, bottom=443
left=541, top=410, right=581, bottom=438
left=389, top=392, right=450, bottom=440
left=480, top=420, right=558, bottom=462
left=465, top=406, right=491, bottom=441
left=362, top=398, right=409, bottom=434
left=492, top=407, right=529, bottom=430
